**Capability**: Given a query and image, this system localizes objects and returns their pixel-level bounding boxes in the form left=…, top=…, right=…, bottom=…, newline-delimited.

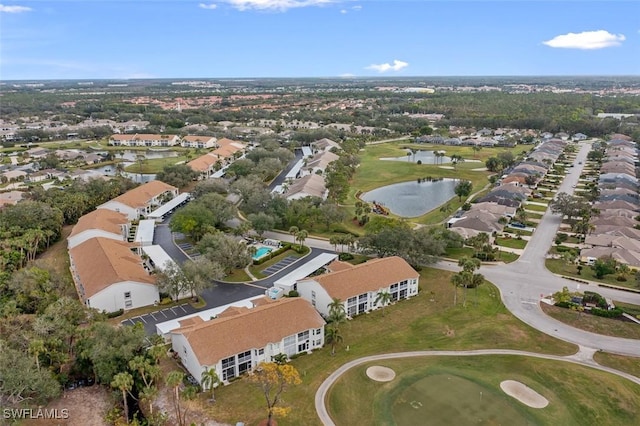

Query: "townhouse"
left=108, top=133, right=180, bottom=147
left=67, top=209, right=129, bottom=249
left=97, top=180, right=179, bottom=220
left=296, top=256, right=419, bottom=318
left=181, top=135, right=217, bottom=149
left=69, top=237, right=158, bottom=312
left=170, top=297, right=325, bottom=385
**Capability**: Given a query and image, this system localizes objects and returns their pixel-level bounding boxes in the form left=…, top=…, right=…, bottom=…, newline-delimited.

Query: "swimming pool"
left=253, top=246, right=273, bottom=260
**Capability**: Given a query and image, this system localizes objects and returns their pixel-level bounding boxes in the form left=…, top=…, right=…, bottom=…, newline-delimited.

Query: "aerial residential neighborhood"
left=2, top=55, right=640, bottom=426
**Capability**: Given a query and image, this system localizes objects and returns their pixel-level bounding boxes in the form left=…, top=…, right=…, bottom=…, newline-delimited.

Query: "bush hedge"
left=591, top=307, right=624, bottom=318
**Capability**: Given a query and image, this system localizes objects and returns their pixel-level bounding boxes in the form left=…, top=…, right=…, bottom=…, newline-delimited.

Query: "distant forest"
left=1, top=77, right=639, bottom=142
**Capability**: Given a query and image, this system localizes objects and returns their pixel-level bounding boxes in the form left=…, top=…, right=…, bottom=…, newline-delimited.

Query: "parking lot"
left=261, top=256, right=298, bottom=276
left=121, top=303, right=197, bottom=334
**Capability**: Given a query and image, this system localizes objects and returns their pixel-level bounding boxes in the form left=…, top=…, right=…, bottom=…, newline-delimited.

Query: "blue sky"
left=1, top=1, right=638, bottom=80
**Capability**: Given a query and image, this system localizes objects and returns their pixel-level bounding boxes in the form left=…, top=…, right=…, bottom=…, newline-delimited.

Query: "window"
left=125, top=300, right=133, bottom=308
left=347, top=297, right=357, bottom=317
left=237, top=350, right=252, bottom=375
left=222, top=356, right=236, bottom=381
left=258, top=348, right=264, bottom=356
left=311, top=290, right=316, bottom=307
left=124, top=292, right=131, bottom=299
left=358, top=293, right=368, bottom=314
left=283, top=335, right=296, bottom=357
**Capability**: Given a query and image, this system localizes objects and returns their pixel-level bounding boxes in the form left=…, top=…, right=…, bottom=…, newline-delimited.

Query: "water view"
left=361, top=178, right=458, bottom=217
left=381, top=149, right=452, bottom=164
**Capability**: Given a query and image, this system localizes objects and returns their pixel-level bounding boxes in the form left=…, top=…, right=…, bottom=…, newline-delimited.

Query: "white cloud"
left=352, top=5, right=361, bottom=11
left=543, top=30, right=625, bottom=50
left=0, top=4, right=32, bottom=13
left=219, top=0, right=334, bottom=11
left=340, top=8, right=347, bottom=14
left=198, top=3, right=218, bottom=9
left=366, top=59, right=408, bottom=73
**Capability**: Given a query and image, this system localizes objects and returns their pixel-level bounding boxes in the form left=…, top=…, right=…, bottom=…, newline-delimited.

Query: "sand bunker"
left=500, top=380, right=549, bottom=408
left=366, top=366, right=396, bottom=382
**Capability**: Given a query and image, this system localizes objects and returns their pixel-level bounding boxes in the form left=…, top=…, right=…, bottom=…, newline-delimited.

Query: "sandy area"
left=366, top=366, right=396, bottom=382
left=22, top=386, right=111, bottom=426
left=500, top=380, right=549, bottom=408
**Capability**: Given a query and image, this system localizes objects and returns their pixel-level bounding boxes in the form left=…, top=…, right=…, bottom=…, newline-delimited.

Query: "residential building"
left=97, top=180, right=179, bottom=220
left=108, top=133, right=180, bottom=147
left=68, top=209, right=129, bottom=249
left=284, top=174, right=328, bottom=200
left=297, top=256, right=419, bottom=318
left=0, top=190, right=25, bottom=208
left=170, top=297, right=325, bottom=385
left=69, top=237, right=157, bottom=313
left=181, top=135, right=217, bottom=149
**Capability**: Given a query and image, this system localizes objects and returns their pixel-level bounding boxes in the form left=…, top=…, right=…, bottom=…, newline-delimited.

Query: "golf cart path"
left=314, top=348, right=640, bottom=426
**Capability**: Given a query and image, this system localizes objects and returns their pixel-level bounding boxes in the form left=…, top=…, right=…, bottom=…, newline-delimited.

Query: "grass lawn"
left=495, top=236, right=528, bottom=250
left=37, top=225, right=77, bottom=298
left=593, top=352, right=640, bottom=378
left=328, top=356, right=640, bottom=426
left=124, top=155, right=188, bottom=174
left=540, top=303, right=640, bottom=340
left=220, top=269, right=252, bottom=283
left=196, top=267, right=576, bottom=426
left=524, top=203, right=548, bottom=212
left=546, top=259, right=639, bottom=291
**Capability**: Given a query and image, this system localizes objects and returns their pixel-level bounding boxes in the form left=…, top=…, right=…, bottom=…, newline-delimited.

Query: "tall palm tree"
left=28, top=339, right=46, bottom=371
left=111, top=372, right=134, bottom=424
left=327, top=297, right=346, bottom=324
left=288, top=226, right=299, bottom=244
left=374, top=290, right=392, bottom=316
left=295, top=229, right=308, bottom=250
left=166, top=370, right=186, bottom=426
left=201, top=367, right=221, bottom=402
left=325, top=326, right=343, bottom=356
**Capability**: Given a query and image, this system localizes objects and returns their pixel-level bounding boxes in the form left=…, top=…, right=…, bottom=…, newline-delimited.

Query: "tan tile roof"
left=306, top=256, right=419, bottom=300
left=110, top=181, right=177, bottom=208
left=285, top=174, right=327, bottom=199
left=187, top=153, right=218, bottom=172
left=70, top=209, right=129, bottom=237
left=70, top=237, right=155, bottom=298
left=326, top=260, right=354, bottom=272
left=174, top=297, right=324, bottom=366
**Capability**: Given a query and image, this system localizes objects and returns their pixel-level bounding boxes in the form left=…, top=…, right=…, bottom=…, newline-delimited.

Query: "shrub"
left=288, top=290, right=299, bottom=297
left=555, top=301, right=575, bottom=309
left=416, top=160, right=422, bottom=165
left=616, top=274, right=628, bottom=282
left=591, top=308, right=623, bottom=318
left=338, top=252, right=354, bottom=261
left=106, top=309, right=124, bottom=318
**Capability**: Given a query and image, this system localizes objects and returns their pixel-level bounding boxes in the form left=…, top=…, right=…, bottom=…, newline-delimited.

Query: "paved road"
left=125, top=246, right=337, bottom=334
left=314, top=348, right=640, bottom=426
left=268, top=150, right=303, bottom=190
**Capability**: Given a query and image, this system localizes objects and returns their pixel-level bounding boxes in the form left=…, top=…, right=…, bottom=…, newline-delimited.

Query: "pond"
left=360, top=178, right=458, bottom=217
left=381, top=149, right=451, bottom=164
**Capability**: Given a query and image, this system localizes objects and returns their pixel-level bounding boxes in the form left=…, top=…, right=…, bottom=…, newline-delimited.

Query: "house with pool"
left=170, top=297, right=325, bottom=386
left=296, top=256, right=420, bottom=318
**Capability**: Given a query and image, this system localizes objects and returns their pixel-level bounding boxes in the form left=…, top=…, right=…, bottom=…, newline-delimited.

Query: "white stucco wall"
left=297, top=280, right=333, bottom=317
left=67, top=229, right=124, bottom=249
left=98, top=202, right=139, bottom=220
left=87, top=280, right=159, bottom=313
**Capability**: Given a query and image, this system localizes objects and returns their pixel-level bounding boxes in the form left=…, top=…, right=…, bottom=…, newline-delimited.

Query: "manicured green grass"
left=524, top=203, right=548, bottom=212
left=495, top=236, right=528, bottom=250
left=593, top=352, right=640, bottom=378
left=545, top=259, right=639, bottom=290
left=443, top=246, right=476, bottom=259
left=197, top=268, right=576, bottom=426
left=124, top=155, right=188, bottom=174
left=328, top=356, right=640, bottom=426
left=220, top=269, right=252, bottom=283
left=540, top=303, right=640, bottom=340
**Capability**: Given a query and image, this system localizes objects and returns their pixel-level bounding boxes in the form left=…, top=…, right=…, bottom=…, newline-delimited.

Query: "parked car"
left=510, top=221, right=526, bottom=228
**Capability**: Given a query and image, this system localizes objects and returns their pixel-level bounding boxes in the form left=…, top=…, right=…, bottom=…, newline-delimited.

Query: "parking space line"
left=160, top=310, right=168, bottom=318
left=179, top=305, right=187, bottom=313
left=135, top=316, right=147, bottom=324
left=150, top=313, right=157, bottom=320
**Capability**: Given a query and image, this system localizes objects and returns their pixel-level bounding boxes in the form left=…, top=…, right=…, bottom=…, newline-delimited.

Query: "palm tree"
left=325, top=326, right=343, bottom=356
left=111, top=372, right=134, bottom=424
left=451, top=273, right=464, bottom=306
left=28, top=339, right=46, bottom=371
left=327, top=297, right=346, bottom=324
left=166, top=371, right=186, bottom=426
left=374, top=290, right=392, bottom=316
left=201, top=367, right=221, bottom=402
left=295, top=229, right=308, bottom=250
left=288, top=226, right=299, bottom=244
